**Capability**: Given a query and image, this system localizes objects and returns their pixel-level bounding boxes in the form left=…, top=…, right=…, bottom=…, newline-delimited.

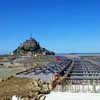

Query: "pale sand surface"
left=45, top=92, right=100, bottom=100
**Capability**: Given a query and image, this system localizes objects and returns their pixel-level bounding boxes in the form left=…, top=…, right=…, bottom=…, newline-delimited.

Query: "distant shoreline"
left=56, top=53, right=100, bottom=56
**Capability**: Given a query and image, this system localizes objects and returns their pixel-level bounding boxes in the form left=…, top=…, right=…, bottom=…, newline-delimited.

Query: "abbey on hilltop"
left=12, top=36, right=55, bottom=56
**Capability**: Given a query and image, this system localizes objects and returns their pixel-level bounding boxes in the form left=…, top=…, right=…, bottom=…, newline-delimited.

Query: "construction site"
left=16, top=56, right=100, bottom=93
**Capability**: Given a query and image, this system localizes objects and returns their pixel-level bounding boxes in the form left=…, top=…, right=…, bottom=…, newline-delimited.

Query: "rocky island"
left=13, top=36, right=55, bottom=56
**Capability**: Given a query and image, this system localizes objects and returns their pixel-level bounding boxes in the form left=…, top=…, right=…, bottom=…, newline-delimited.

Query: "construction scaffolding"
left=54, top=79, right=100, bottom=93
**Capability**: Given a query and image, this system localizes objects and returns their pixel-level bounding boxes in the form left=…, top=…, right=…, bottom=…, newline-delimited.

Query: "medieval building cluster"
left=13, top=36, right=55, bottom=56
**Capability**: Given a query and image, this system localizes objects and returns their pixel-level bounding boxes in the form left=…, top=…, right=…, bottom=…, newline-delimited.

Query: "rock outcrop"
left=13, top=37, right=55, bottom=56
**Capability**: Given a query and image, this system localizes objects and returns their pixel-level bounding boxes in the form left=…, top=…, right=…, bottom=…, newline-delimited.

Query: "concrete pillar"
left=93, top=80, right=96, bottom=93
left=77, top=80, right=80, bottom=92
left=88, top=80, right=90, bottom=92
left=82, top=80, right=85, bottom=92
left=75, top=80, right=77, bottom=92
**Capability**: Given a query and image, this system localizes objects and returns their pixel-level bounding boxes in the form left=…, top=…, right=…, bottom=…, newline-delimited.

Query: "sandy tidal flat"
left=45, top=92, right=100, bottom=100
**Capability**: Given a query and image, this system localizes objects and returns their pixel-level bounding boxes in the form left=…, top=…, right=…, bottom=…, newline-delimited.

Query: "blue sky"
left=0, top=0, right=100, bottom=53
